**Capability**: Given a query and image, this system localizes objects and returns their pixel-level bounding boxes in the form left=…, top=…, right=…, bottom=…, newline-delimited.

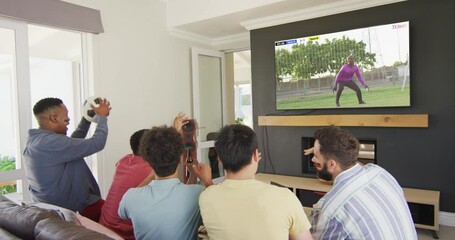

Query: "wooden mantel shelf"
left=258, top=114, right=428, bottom=128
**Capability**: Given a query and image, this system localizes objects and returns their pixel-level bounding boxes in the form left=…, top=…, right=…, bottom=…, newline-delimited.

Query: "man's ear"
left=49, top=114, right=58, bottom=123
left=327, top=159, right=337, bottom=170
left=252, top=149, right=260, bottom=163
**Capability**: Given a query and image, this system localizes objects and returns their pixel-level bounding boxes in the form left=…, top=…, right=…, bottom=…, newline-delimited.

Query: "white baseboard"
left=440, top=211, right=455, bottom=227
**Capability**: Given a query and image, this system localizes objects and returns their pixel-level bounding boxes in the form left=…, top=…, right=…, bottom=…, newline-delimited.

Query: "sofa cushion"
left=0, top=196, right=62, bottom=240
left=26, top=202, right=78, bottom=224
left=34, top=218, right=113, bottom=240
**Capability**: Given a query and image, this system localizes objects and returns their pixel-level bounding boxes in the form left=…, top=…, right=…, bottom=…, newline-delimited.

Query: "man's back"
left=311, top=163, right=417, bottom=239
left=200, top=179, right=310, bottom=240
left=100, top=154, right=152, bottom=239
left=119, top=178, right=204, bottom=240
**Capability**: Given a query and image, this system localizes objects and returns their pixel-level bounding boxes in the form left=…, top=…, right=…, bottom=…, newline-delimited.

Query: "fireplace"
left=301, top=137, right=377, bottom=177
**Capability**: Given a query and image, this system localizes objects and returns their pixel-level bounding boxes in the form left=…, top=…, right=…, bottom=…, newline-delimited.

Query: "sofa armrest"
left=0, top=228, right=22, bottom=240
left=35, top=218, right=113, bottom=240
left=0, top=196, right=62, bottom=240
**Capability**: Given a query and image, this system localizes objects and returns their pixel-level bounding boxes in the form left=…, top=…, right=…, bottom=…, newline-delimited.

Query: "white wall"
left=65, top=0, right=213, bottom=196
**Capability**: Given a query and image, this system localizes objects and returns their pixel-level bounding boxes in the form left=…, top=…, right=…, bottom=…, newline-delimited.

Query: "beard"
left=316, top=162, right=333, bottom=181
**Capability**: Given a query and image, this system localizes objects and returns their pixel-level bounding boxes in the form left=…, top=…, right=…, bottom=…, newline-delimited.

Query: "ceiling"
left=175, top=0, right=338, bottom=39
left=162, top=0, right=406, bottom=50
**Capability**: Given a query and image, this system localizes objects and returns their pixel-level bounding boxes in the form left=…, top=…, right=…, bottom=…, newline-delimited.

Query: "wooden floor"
left=417, top=225, right=455, bottom=240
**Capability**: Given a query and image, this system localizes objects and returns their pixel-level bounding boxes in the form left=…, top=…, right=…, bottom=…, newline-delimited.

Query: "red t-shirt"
left=99, top=154, right=153, bottom=239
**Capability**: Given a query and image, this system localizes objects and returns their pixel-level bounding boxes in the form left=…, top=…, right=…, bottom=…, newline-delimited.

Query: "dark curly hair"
left=215, top=124, right=258, bottom=173
left=130, top=129, right=148, bottom=155
left=139, top=126, right=183, bottom=177
left=33, top=97, right=63, bottom=116
left=314, top=126, right=359, bottom=169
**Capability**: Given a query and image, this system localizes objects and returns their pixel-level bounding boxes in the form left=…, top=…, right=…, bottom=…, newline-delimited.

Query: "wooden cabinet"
left=404, top=188, right=440, bottom=235
left=256, top=173, right=440, bottom=238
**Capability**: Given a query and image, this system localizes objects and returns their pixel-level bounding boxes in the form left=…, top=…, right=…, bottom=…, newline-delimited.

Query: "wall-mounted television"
left=275, top=21, right=410, bottom=110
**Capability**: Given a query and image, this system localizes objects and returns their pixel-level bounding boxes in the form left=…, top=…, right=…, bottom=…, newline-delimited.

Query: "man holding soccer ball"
left=24, top=97, right=111, bottom=222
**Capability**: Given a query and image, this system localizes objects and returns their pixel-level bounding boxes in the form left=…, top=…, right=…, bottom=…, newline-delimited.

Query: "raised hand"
left=192, top=163, right=213, bottom=187
left=92, top=97, right=111, bottom=117
left=173, top=112, right=189, bottom=133
left=303, top=147, right=314, bottom=155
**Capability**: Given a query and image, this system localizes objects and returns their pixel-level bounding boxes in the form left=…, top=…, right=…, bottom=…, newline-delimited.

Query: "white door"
left=191, top=48, right=226, bottom=178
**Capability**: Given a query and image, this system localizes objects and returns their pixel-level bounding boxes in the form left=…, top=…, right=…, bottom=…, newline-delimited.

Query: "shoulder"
left=28, top=129, right=61, bottom=138
left=259, top=184, right=305, bottom=214
left=255, top=180, right=294, bottom=195
left=173, top=184, right=204, bottom=205
left=28, top=128, right=42, bottom=136
left=199, top=183, right=225, bottom=203
left=122, top=187, right=137, bottom=198
left=116, top=155, right=131, bottom=165
left=365, top=164, right=401, bottom=184
left=28, top=130, right=70, bottom=146
left=364, top=163, right=388, bottom=175
left=200, top=184, right=218, bottom=195
left=179, top=183, right=205, bottom=194
left=269, top=186, right=300, bottom=203
left=123, top=185, right=148, bottom=197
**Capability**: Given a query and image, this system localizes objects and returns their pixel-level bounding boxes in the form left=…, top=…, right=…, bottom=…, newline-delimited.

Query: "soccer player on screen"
left=333, top=55, right=369, bottom=107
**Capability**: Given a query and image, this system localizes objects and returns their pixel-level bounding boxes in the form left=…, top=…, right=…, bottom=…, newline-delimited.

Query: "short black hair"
left=139, top=126, right=183, bottom=177
left=130, top=129, right=148, bottom=155
left=314, top=126, right=359, bottom=169
left=215, top=124, right=258, bottom=173
left=33, top=98, right=63, bottom=116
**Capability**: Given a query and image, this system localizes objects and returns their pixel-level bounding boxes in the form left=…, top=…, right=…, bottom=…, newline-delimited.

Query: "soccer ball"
left=82, top=96, right=100, bottom=123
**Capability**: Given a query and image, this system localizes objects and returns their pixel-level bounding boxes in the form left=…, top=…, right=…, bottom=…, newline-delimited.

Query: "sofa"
left=0, top=196, right=122, bottom=240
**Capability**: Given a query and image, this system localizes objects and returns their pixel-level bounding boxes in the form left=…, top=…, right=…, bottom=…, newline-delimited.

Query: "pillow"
left=26, top=202, right=78, bottom=224
left=0, top=202, right=62, bottom=240
left=35, top=218, right=112, bottom=240
left=76, top=213, right=124, bottom=240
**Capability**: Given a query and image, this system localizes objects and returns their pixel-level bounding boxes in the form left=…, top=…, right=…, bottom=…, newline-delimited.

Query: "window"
left=233, top=50, right=252, bottom=128
left=28, top=24, right=85, bottom=132
left=0, top=17, right=90, bottom=201
left=234, top=83, right=252, bottom=127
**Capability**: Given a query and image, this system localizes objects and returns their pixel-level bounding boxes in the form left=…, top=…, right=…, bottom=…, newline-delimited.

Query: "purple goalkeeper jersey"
left=335, top=64, right=366, bottom=85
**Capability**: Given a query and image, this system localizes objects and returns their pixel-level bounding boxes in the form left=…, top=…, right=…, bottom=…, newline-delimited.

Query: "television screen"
left=275, top=21, right=410, bottom=110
